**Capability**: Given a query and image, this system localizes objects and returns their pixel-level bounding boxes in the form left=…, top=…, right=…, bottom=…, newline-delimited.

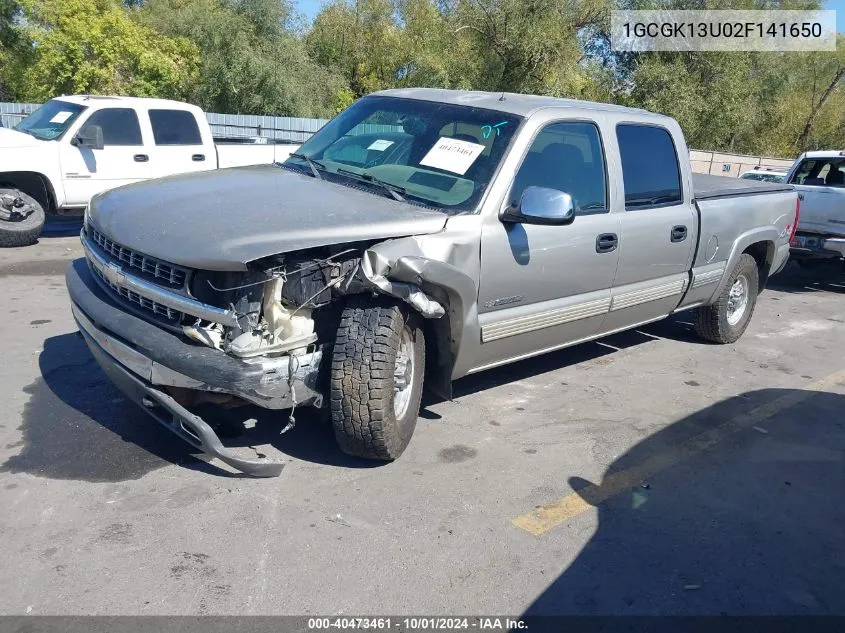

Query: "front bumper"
left=66, top=258, right=324, bottom=477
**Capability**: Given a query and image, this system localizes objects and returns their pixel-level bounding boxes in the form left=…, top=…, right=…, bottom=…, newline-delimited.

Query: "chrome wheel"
left=726, top=274, right=749, bottom=326
left=393, top=325, right=416, bottom=418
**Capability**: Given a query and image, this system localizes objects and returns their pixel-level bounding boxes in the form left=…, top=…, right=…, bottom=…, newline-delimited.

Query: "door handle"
left=596, top=233, right=618, bottom=253
left=133, top=154, right=149, bottom=162
left=671, top=225, right=688, bottom=242
left=192, top=154, right=206, bottom=162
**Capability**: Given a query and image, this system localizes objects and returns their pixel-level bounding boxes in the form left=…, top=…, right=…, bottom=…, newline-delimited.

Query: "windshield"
left=15, top=100, right=86, bottom=141
left=284, top=95, right=522, bottom=213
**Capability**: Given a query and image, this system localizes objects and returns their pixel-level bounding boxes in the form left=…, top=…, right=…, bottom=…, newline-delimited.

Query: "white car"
left=739, top=169, right=787, bottom=183
left=0, top=95, right=299, bottom=247
left=785, top=150, right=845, bottom=266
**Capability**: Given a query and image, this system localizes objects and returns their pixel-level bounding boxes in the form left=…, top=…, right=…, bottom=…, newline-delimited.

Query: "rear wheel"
left=330, top=298, right=425, bottom=460
left=0, top=188, right=45, bottom=247
left=693, top=253, right=759, bottom=344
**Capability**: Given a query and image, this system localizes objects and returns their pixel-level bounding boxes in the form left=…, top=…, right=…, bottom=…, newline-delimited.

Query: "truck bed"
left=693, top=173, right=793, bottom=201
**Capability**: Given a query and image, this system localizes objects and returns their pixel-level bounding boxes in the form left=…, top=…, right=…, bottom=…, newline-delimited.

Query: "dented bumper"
left=66, top=258, right=323, bottom=477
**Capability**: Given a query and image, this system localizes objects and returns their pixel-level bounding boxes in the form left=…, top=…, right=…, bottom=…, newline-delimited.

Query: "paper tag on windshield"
left=367, top=139, right=394, bottom=151
left=419, top=137, right=485, bottom=175
left=49, top=111, right=73, bottom=124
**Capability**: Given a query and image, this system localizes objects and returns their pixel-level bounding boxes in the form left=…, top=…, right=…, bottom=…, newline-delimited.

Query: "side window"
left=616, top=124, right=682, bottom=210
left=790, top=160, right=814, bottom=184
left=80, top=108, right=142, bottom=146
left=149, top=109, right=203, bottom=145
left=509, top=121, right=608, bottom=214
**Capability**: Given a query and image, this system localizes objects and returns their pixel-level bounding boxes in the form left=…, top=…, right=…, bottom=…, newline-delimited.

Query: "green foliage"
left=1, top=0, right=844, bottom=156
left=5, top=0, right=199, bottom=101
left=137, top=0, right=346, bottom=117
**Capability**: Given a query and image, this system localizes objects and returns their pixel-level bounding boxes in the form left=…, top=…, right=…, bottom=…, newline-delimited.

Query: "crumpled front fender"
left=355, top=236, right=480, bottom=393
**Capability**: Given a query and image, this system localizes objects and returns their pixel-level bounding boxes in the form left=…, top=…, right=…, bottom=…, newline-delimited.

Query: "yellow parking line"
left=513, top=369, right=845, bottom=536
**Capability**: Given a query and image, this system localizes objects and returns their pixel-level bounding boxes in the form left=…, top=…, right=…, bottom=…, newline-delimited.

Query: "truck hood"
left=0, top=127, right=41, bottom=148
left=88, top=165, right=449, bottom=271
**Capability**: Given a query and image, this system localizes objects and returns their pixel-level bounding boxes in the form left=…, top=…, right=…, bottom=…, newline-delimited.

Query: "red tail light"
left=789, top=196, right=801, bottom=244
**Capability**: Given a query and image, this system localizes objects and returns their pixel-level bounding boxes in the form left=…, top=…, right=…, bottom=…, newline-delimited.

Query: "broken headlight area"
left=184, top=247, right=365, bottom=359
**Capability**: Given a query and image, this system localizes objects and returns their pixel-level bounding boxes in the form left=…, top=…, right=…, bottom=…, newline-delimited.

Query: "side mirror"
left=500, top=186, right=575, bottom=226
left=72, top=125, right=104, bottom=150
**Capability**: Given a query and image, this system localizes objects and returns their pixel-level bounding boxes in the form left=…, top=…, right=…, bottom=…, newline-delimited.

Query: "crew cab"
left=0, top=95, right=298, bottom=247
left=65, top=89, right=799, bottom=476
left=785, top=150, right=845, bottom=266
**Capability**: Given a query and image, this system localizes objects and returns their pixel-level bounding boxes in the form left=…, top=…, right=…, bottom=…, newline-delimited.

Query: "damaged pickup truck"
left=66, top=89, right=799, bottom=476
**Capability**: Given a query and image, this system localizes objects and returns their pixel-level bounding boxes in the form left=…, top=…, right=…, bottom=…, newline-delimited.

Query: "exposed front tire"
left=693, top=253, right=759, bottom=344
left=0, top=188, right=46, bottom=247
left=330, top=298, right=425, bottom=460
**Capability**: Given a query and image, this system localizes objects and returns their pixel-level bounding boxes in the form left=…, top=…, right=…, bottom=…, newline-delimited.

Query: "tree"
left=0, top=0, right=23, bottom=99
left=137, top=0, right=346, bottom=117
left=307, top=0, right=405, bottom=97
left=4, top=0, right=199, bottom=101
left=447, top=0, right=609, bottom=96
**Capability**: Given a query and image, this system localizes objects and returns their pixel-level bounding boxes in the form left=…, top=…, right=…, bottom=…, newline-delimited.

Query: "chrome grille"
left=91, top=263, right=182, bottom=324
left=88, top=226, right=187, bottom=288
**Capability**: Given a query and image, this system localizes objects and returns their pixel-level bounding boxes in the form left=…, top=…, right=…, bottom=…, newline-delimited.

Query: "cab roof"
left=53, top=95, right=201, bottom=111
left=371, top=88, right=669, bottom=121
left=800, top=150, right=845, bottom=160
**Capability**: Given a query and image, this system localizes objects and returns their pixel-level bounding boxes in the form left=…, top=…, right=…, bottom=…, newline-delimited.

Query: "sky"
left=295, top=0, right=322, bottom=23
left=826, top=0, right=845, bottom=32
left=295, top=1, right=845, bottom=32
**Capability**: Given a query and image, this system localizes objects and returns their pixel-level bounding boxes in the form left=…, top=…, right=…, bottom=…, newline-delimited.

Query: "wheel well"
left=743, top=241, right=775, bottom=291
left=421, top=313, right=454, bottom=401
left=0, top=172, right=56, bottom=213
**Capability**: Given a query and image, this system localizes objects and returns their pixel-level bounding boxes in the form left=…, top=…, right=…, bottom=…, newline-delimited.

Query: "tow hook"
left=0, top=194, right=32, bottom=221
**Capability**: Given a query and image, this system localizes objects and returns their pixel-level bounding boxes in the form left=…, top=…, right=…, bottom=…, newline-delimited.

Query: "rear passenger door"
left=476, top=120, right=621, bottom=370
left=147, top=109, right=215, bottom=177
left=599, top=123, right=696, bottom=334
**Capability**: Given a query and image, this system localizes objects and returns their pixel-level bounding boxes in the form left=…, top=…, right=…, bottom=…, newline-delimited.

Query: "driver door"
left=59, top=108, right=152, bottom=207
left=474, top=119, right=620, bottom=370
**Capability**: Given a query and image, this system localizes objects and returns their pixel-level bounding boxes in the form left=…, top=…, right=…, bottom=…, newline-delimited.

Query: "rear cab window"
left=149, top=109, right=203, bottom=145
left=616, top=124, right=683, bottom=210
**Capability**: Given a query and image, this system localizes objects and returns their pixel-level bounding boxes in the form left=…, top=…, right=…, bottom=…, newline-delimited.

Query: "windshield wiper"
left=289, top=153, right=325, bottom=180
left=336, top=168, right=406, bottom=202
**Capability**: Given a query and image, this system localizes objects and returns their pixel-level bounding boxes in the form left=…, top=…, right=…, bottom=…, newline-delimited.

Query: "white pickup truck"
left=785, top=150, right=845, bottom=266
left=0, top=95, right=299, bottom=247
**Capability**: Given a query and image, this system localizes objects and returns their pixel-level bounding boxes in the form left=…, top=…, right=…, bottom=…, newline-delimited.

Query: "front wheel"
left=330, top=298, right=425, bottom=460
left=693, top=253, right=759, bottom=344
left=0, top=188, right=46, bottom=247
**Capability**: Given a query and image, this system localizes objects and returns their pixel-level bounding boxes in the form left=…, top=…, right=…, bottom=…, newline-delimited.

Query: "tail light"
left=788, top=196, right=801, bottom=244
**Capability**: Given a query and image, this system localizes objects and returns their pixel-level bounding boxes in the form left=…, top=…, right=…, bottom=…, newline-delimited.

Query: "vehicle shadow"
left=767, top=261, right=845, bottom=295
left=4, top=332, right=377, bottom=481
left=12, top=309, right=734, bottom=480
left=41, top=216, right=83, bottom=238
left=521, top=387, right=845, bottom=618
left=445, top=314, right=704, bottom=403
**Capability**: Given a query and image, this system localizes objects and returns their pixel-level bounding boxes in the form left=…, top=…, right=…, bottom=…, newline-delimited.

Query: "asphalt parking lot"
left=1, top=226, right=844, bottom=616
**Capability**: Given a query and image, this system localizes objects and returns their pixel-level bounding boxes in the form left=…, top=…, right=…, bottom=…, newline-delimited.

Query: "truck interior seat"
left=825, top=169, right=845, bottom=185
